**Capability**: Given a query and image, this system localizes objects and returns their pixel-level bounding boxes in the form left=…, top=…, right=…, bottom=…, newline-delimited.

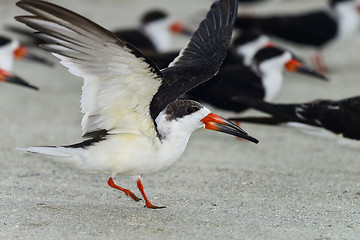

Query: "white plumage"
left=16, top=0, right=258, bottom=209
left=0, top=38, right=19, bottom=71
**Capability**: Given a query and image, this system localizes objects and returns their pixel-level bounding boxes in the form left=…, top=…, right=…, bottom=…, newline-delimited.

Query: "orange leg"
left=108, top=177, right=141, bottom=202
left=136, top=178, right=166, bottom=209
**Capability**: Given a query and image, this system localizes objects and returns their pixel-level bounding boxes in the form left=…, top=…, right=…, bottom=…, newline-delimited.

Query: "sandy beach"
left=1, top=0, right=360, bottom=239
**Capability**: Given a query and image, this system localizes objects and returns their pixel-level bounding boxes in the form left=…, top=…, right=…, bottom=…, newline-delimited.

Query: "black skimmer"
left=186, top=46, right=327, bottom=112
left=16, top=0, right=258, bottom=209
left=234, top=0, right=360, bottom=72
left=0, top=35, right=53, bottom=71
left=230, top=96, right=360, bottom=140
left=113, top=9, right=192, bottom=53
left=0, top=68, right=38, bottom=90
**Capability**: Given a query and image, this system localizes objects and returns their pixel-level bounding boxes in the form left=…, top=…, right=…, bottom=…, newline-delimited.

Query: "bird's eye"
left=186, top=106, right=199, bottom=114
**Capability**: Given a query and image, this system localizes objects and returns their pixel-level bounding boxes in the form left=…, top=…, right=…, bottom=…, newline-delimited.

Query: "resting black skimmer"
left=7, top=9, right=191, bottom=53
left=113, top=9, right=192, bottom=53
left=0, top=68, right=38, bottom=90
left=16, top=0, right=258, bottom=209
left=0, top=35, right=53, bottom=71
left=235, top=0, right=360, bottom=72
left=186, top=46, right=327, bottom=112
left=230, top=96, right=360, bottom=140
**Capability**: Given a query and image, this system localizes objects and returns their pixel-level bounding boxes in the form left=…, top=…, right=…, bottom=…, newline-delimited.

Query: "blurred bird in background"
left=0, top=35, right=53, bottom=71
left=0, top=68, right=38, bottom=90
left=234, top=0, right=360, bottom=73
left=230, top=95, right=360, bottom=141
left=6, top=8, right=192, bottom=54
left=113, top=9, right=192, bottom=53
left=186, top=46, right=327, bottom=112
left=0, top=35, right=54, bottom=90
left=227, top=31, right=273, bottom=67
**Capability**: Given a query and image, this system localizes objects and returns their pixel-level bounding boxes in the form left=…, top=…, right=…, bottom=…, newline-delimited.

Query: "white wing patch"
left=16, top=1, right=163, bottom=138
left=50, top=42, right=162, bottom=138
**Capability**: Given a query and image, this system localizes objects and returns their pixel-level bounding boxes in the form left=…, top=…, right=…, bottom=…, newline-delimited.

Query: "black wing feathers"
left=150, top=0, right=238, bottom=120
left=231, top=96, right=360, bottom=140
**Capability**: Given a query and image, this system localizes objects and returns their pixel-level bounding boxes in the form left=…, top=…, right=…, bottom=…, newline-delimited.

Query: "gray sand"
left=1, top=0, right=360, bottom=239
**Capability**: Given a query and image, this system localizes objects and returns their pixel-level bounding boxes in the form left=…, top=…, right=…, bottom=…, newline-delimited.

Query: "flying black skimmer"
left=234, top=0, right=360, bottom=72
left=0, top=35, right=53, bottom=71
left=113, top=9, right=192, bottom=53
left=16, top=0, right=258, bottom=209
left=230, top=95, right=360, bottom=140
left=186, top=46, right=327, bottom=112
left=0, top=68, right=38, bottom=90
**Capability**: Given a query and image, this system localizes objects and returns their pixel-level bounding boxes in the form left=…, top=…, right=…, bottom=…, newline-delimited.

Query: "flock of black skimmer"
left=0, top=0, right=358, bottom=208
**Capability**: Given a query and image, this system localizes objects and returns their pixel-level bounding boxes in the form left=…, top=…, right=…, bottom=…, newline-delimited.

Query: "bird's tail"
left=231, top=96, right=298, bottom=118
left=17, top=146, right=73, bottom=157
left=229, top=96, right=318, bottom=127
left=230, top=116, right=289, bottom=125
left=17, top=146, right=87, bottom=169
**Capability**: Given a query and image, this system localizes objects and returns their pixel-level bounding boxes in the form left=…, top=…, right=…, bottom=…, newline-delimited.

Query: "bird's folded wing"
left=150, top=0, right=238, bottom=120
left=16, top=0, right=163, bottom=138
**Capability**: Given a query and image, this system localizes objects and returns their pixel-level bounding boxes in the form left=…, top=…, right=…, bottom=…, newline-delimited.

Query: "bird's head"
left=156, top=99, right=258, bottom=143
left=252, top=46, right=327, bottom=80
left=142, top=9, right=192, bottom=36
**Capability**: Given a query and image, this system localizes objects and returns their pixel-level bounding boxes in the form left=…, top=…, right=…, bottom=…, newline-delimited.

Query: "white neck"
left=258, top=52, right=291, bottom=101
left=143, top=19, right=172, bottom=53
left=334, top=1, right=360, bottom=42
left=0, top=39, right=19, bottom=71
left=261, top=70, right=284, bottom=101
left=153, top=107, right=210, bottom=170
left=236, top=36, right=270, bottom=66
left=152, top=113, right=195, bottom=170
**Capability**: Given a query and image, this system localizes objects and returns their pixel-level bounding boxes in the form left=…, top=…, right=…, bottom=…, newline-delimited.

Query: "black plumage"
left=234, top=0, right=355, bottom=48
left=231, top=96, right=360, bottom=140
left=0, top=35, right=12, bottom=46
left=150, top=0, right=238, bottom=120
left=236, top=11, right=337, bottom=47
left=187, top=64, right=264, bottom=112
left=186, top=46, right=326, bottom=112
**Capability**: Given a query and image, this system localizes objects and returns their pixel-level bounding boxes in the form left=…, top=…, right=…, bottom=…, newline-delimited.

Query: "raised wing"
left=16, top=0, right=163, bottom=138
left=150, top=0, right=238, bottom=120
